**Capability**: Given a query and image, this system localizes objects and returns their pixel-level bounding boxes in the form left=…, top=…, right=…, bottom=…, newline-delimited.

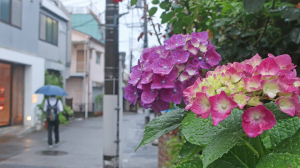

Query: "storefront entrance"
left=0, top=63, right=11, bottom=126
left=0, top=62, right=24, bottom=127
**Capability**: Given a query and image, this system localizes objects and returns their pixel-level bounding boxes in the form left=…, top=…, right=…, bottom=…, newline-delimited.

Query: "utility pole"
left=103, top=0, right=119, bottom=167
left=143, top=0, right=150, bottom=124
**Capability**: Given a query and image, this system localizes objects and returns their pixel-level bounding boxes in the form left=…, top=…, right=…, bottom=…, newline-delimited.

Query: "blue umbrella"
left=35, top=85, right=68, bottom=96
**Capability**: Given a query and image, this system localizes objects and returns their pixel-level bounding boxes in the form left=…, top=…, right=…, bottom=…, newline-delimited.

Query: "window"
left=39, top=13, right=58, bottom=45
left=0, top=0, right=22, bottom=28
left=96, top=53, right=101, bottom=64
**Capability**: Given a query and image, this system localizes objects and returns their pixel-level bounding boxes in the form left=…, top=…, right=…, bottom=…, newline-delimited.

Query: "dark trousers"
left=47, top=119, right=59, bottom=145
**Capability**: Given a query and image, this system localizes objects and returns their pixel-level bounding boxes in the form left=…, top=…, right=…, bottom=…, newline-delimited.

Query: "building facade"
left=0, top=0, right=70, bottom=127
left=66, top=29, right=104, bottom=113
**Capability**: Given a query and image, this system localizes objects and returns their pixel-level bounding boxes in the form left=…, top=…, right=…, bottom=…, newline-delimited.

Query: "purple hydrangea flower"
left=151, top=99, right=170, bottom=112
left=152, top=57, right=174, bottom=75
left=124, top=84, right=139, bottom=105
left=191, top=32, right=209, bottom=47
left=128, top=65, right=142, bottom=86
left=141, top=83, right=158, bottom=104
left=160, top=81, right=183, bottom=104
left=171, top=50, right=190, bottom=64
left=151, top=68, right=178, bottom=89
left=164, top=34, right=187, bottom=50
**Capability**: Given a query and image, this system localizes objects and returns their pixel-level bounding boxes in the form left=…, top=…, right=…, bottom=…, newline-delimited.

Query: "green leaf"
left=160, top=11, right=166, bottom=18
left=159, top=1, right=168, bottom=9
left=173, top=20, right=184, bottom=34
left=213, top=21, right=225, bottom=27
left=161, top=11, right=175, bottom=24
left=149, top=7, right=158, bottom=17
left=167, top=18, right=177, bottom=26
left=177, top=141, right=203, bottom=162
left=290, top=28, right=300, bottom=44
left=257, top=127, right=300, bottom=168
left=269, top=117, right=300, bottom=147
left=176, top=159, right=203, bottom=168
left=136, top=108, right=185, bottom=151
left=207, top=144, right=259, bottom=168
left=202, top=109, right=244, bottom=168
left=177, top=12, right=189, bottom=19
left=243, top=0, right=265, bottom=13
left=264, top=101, right=292, bottom=120
left=182, top=112, right=223, bottom=146
left=283, top=8, right=300, bottom=22
left=260, top=130, right=272, bottom=149
left=131, top=0, right=138, bottom=6
left=172, top=3, right=182, bottom=9
left=151, top=0, right=159, bottom=5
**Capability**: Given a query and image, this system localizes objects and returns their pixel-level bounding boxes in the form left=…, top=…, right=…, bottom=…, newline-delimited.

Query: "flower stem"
left=253, top=136, right=264, bottom=158
left=241, top=138, right=259, bottom=158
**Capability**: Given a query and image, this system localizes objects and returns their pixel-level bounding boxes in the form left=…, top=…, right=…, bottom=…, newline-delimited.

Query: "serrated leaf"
left=161, top=11, right=175, bottom=24
left=149, top=7, right=158, bottom=17
left=159, top=1, right=168, bottom=9
left=257, top=127, right=300, bottom=168
left=136, top=108, right=185, bottom=151
left=243, top=0, right=265, bottom=13
left=290, top=28, right=300, bottom=44
left=269, top=117, right=300, bottom=147
left=152, top=0, right=159, bottom=5
left=207, top=144, right=259, bottom=168
left=182, top=112, right=223, bottom=146
left=283, top=8, right=300, bottom=22
left=131, top=0, right=138, bottom=6
left=264, top=101, right=292, bottom=120
left=202, top=109, right=244, bottom=168
left=177, top=141, right=203, bottom=162
left=176, top=159, right=203, bottom=168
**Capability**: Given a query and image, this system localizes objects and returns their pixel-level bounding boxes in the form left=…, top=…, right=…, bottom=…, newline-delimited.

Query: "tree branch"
left=252, top=0, right=276, bottom=46
left=151, top=19, right=162, bottom=45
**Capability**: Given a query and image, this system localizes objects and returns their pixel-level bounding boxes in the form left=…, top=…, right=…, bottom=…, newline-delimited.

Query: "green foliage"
left=130, top=0, right=137, bottom=6
left=256, top=127, right=300, bottom=168
left=243, top=0, right=265, bottom=13
left=142, top=0, right=300, bottom=72
left=59, top=113, right=68, bottom=124
left=165, top=136, right=184, bottom=167
left=177, top=141, right=202, bottom=162
left=63, top=105, right=74, bottom=115
left=176, top=159, right=203, bottom=168
left=95, top=94, right=103, bottom=111
left=44, top=71, right=63, bottom=87
left=149, top=7, right=158, bottom=17
left=136, top=109, right=186, bottom=151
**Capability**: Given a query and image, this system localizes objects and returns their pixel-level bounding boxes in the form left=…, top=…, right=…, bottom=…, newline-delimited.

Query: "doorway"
left=0, top=63, right=11, bottom=126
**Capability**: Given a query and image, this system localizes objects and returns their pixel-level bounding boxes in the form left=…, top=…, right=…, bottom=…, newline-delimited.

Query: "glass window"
left=0, top=0, right=22, bottom=28
left=40, top=13, right=58, bottom=45
left=46, top=17, right=53, bottom=43
left=96, top=53, right=101, bottom=64
left=11, top=0, right=21, bottom=27
left=39, top=14, right=46, bottom=40
left=0, top=0, right=11, bottom=23
left=52, top=19, right=58, bottom=45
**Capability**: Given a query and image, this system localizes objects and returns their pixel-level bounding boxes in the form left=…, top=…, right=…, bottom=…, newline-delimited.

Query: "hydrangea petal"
left=275, top=97, right=296, bottom=116
left=256, top=57, right=280, bottom=77
left=242, top=105, right=276, bottom=137
left=261, top=79, right=280, bottom=98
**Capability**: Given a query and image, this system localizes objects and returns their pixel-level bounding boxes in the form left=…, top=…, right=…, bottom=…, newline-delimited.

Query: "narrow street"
left=0, top=113, right=157, bottom=168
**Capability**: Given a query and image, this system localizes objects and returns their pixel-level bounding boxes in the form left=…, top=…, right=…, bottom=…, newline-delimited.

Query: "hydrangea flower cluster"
left=124, top=32, right=222, bottom=112
left=183, top=54, right=300, bottom=137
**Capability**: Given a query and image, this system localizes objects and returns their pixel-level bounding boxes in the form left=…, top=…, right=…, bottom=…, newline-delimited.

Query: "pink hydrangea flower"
left=242, top=105, right=276, bottom=137
left=190, top=92, right=212, bottom=119
left=209, top=91, right=238, bottom=126
left=231, top=92, right=250, bottom=109
left=256, top=57, right=280, bottom=77
left=261, top=79, right=280, bottom=98
left=275, top=96, right=296, bottom=116
left=243, top=74, right=262, bottom=92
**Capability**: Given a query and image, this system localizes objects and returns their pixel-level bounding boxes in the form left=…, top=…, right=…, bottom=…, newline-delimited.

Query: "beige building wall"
left=66, top=29, right=104, bottom=112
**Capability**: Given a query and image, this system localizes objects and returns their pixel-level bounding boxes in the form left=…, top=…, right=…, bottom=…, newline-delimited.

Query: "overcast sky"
left=61, top=0, right=165, bottom=73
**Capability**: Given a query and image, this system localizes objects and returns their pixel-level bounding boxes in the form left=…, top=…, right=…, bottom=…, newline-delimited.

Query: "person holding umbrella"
left=35, top=85, right=67, bottom=148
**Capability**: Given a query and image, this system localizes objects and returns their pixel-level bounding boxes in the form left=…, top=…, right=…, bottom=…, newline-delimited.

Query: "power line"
left=73, top=18, right=95, bottom=28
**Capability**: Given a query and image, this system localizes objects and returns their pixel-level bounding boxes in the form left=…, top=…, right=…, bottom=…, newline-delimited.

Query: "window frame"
left=0, top=0, right=22, bottom=29
left=39, top=12, right=59, bottom=46
left=96, top=52, right=101, bottom=64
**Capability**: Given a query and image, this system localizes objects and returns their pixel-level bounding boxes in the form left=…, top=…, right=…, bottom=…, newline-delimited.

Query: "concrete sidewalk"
left=0, top=113, right=157, bottom=168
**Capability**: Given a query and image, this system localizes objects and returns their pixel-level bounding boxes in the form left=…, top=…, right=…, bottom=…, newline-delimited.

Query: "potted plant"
left=63, top=105, right=74, bottom=121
